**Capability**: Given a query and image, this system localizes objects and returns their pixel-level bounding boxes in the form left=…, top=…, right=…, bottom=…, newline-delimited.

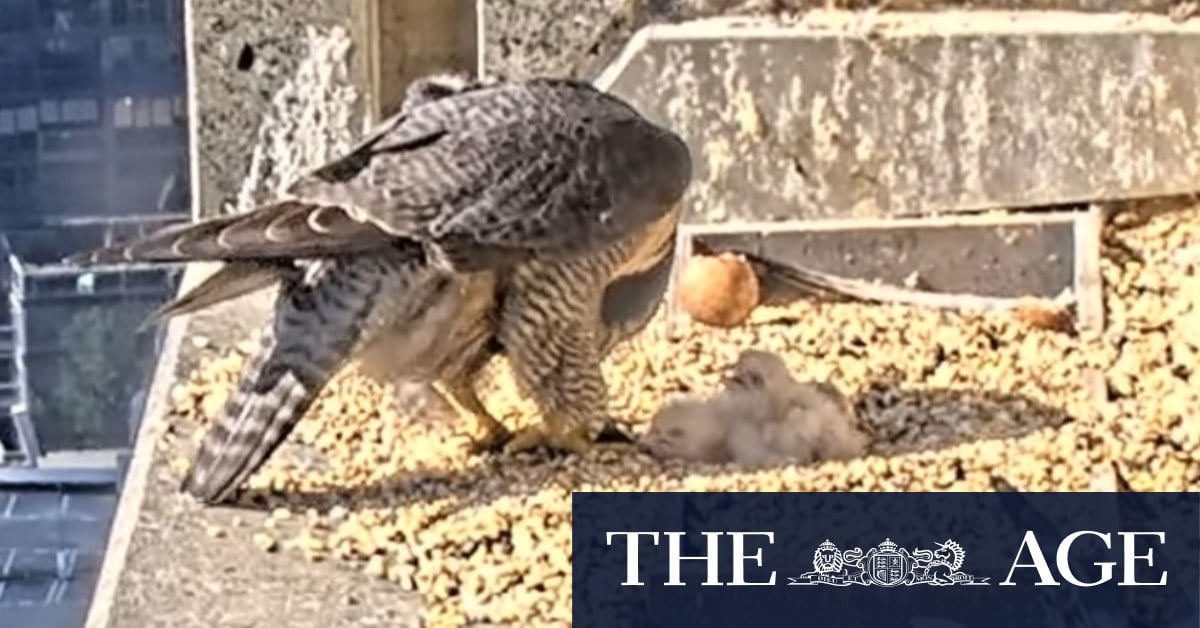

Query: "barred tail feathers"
left=180, top=250, right=418, bottom=503
left=179, top=331, right=326, bottom=503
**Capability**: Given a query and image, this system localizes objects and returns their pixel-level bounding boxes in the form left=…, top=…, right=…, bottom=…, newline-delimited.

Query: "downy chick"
left=725, top=350, right=870, bottom=464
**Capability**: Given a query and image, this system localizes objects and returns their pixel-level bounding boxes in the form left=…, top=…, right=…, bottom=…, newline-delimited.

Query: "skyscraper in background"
left=0, top=0, right=190, bottom=263
left=0, top=3, right=189, bottom=624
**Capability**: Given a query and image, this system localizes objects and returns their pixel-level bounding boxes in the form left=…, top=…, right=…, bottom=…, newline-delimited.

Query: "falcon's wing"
left=64, top=74, right=478, bottom=267
left=67, top=78, right=692, bottom=269
left=64, top=200, right=392, bottom=265
left=288, top=79, right=694, bottom=266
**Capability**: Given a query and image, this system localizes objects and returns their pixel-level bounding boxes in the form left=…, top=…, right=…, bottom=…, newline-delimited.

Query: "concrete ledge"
left=599, top=11, right=1200, bottom=222
left=82, top=264, right=201, bottom=628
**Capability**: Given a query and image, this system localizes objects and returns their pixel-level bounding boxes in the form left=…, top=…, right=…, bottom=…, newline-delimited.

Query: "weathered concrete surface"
left=672, top=211, right=1092, bottom=319
left=481, top=1, right=1193, bottom=81
left=481, top=0, right=634, bottom=79
left=186, top=0, right=374, bottom=219
left=599, top=11, right=1200, bottom=223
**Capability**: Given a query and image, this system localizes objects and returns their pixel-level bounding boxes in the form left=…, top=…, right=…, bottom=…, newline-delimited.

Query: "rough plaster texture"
left=188, top=0, right=368, bottom=219
left=480, top=0, right=1192, bottom=80
left=598, top=11, right=1200, bottom=223
left=232, top=25, right=362, bottom=214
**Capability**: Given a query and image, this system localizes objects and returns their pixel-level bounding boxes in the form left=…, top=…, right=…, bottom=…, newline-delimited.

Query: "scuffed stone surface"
left=188, top=0, right=367, bottom=219
left=600, top=11, right=1200, bottom=222
left=480, top=0, right=1191, bottom=81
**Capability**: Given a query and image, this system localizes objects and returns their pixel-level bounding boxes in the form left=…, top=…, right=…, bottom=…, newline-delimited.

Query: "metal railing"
left=0, top=232, right=180, bottom=482
left=1, top=236, right=38, bottom=468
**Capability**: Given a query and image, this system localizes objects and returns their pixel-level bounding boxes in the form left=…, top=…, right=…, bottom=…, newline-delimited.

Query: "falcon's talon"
left=503, top=424, right=591, bottom=456
left=467, top=424, right=514, bottom=455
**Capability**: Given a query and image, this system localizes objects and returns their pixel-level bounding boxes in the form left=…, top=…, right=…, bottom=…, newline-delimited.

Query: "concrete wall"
left=480, top=0, right=1189, bottom=81
left=186, top=0, right=369, bottom=219
left=598, top=12, right=1200, bottom=222
left=187, top=0, right=478, bottom=220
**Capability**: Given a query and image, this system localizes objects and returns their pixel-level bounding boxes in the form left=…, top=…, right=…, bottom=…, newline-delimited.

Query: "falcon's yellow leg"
left=502, top=321, right=606, bottom=456
left=503, top=414, right=592, bottom=455
left=431, top=380, right=512, bottom=453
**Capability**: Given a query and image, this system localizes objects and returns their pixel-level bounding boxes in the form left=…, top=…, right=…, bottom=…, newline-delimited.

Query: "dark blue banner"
left=572, top=492, right=1200, bottom=628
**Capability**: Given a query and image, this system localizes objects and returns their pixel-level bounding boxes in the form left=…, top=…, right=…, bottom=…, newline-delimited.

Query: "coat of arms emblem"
left=789, top=538, right=990, bottom=587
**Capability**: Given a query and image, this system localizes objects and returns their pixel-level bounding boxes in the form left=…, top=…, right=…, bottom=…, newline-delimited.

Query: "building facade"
left=0, top=4, right=189, bottom=626
left=0, top=0, right=189, bottom=263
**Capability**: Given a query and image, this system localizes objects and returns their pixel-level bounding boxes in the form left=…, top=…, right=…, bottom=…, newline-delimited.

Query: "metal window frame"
left=0, top=236, right=179, bottom=488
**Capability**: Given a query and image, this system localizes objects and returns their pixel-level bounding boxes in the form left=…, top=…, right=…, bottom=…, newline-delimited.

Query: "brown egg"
left=677, top=253, right=760, bottom=327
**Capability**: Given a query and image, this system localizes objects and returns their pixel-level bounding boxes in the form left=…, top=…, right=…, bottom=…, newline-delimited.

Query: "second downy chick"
left=724, top=350, right=871, bottom=465
left=641, top=350, right=871, bottom=467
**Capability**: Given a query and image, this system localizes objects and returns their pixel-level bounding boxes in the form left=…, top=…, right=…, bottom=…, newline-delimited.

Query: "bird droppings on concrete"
left=156, top=204, right=1200, bottom=626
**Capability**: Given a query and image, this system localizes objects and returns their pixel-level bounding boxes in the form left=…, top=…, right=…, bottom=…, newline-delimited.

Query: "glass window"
left=103, top=35, right=132, bottom=71
left=129, top=0, right=149, bottom=24
left=113, top=97, right=133, bottom=128
left=151, top=97, right=171, bottom=126
left=80, top=98, right=99, bottom=122
left=40, top=100, right=60, bottom=124
left=62, top=98, right=99, bottom=123
left=0, top=0, right=35, bottom=33
left=149, top=0, right=166, bottom=23
left=52, top=9, right=71, bottom=32
left=16, top=106, right=37, bottom=132
left=110, top=0, right=126, bottom=25
left=133, top=98, right=151, bottom=127
left=0, top=110, right=14, bottom=135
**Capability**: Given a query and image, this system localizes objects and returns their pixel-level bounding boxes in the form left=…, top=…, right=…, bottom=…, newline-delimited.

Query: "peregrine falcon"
left=67, top=74, right=693, bottom=504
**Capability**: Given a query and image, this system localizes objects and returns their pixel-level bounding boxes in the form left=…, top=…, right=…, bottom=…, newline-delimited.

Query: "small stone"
left=169, top=457, right=190, bottom=476
left=253, top=532, right=278, bottom=553
left=199, top=388, right=230, bottom=421
left=365, top=554, right=387, bottom=579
